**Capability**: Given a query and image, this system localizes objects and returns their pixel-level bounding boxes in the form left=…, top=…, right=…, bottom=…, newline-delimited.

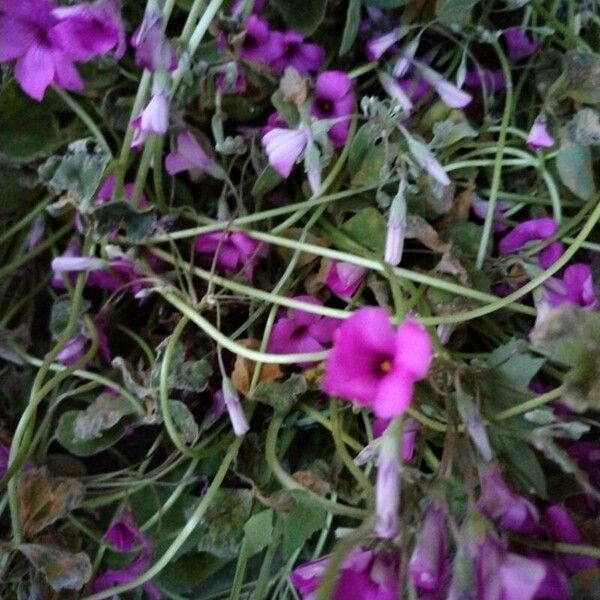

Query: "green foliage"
left=343, top=207, right=387, bottom=253
left=271, top=0, right=328, bottom=35
left=91, top=201, right=157, bottom=241
left=253, top=374, right=307, bottom=415
left=340, top=0, right=362, bottom=56
left=556, top=134, right=596, bottom=200
left=282, top=490, right=327, bottom=560
left=562, top=51, right=600, bottom=104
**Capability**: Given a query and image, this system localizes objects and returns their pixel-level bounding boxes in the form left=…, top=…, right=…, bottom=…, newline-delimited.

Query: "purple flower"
left=366, top=27, right=404, bottom=61
left=533, top=558, right=571, bottom=600
left=544, top=504, right=598, bottom=573
left=504, top=27, right=542, bottom=63
left=0, top=0, right=84, bottom=100
left=464, top=67, right=506, bottom=94
left=193, top=231, right=267, bottom=280
left=103, top=508, right=143, bottom=553
left=477, top=466, right=539, bottom=534
left=262, top=126, right=308, bottom=178
left=267, top=295, right=340, bottom=365
left=240, top=15, right=283, bottom=66
left=498, top=217, right=558, bottom=255
left=526, top=117, right=555, bottom=151
left=321, top=307, right=432, bottom=419
left=130, top=3, right=177, bottom=72
left=545, top=263, right=597, bottom=310
left=214, top=68, right=246, bottom=94
left=311, top=71, right=355, bottom=148
left=56, top=320, right=111, bottom=366
left=378, top=71, right=413, bottom=114
left=271, top=30, right=324, bottom=75
left=291, top=547, right=399, bottom=600
left=131, top=90, right=170, bottom=150
left=165, top=130, right=222, bottom=178
left=372, top=417, right=420, bottom=462
left=51, top=0, right=125, bottom=62
left=231, top=0, right=267, bottom=15
left=325, top=261, right=367, bottom=300
left=538, top=241, right=564, bottom=269
left=471, top=195, right=509, bottom=232
left=52, top=256, right=106, bottom=273
left=409, top=504, right=448, bottom=592
left=92, top=508, right=160, bottom=600
left=0, top=443, right=33, bottom=479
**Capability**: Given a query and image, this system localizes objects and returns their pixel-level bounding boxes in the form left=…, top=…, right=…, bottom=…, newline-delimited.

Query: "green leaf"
left=251, top=165, right=283, bottom=199
left=343, top=207, right=387, bottom=253
left=431, top=119, right=478, bottom=148
left=169, top=400, right=200, bottom=445
left=91, top=201, right=157, bottom=241
left=38, top=139, right=110, bottom=206
left=436, top=0, right=479, bottom=25
left=282, top=490, right=327, bottom=560
left=243, top=509, right=274, bottom=556
left=0, top=84, right=61, bottom=161
left=487, top=340, right=545, bottom=392
left=364, top=0, right=406, bottom=6
left=340, top=0, right=361, bottom=56
left=50, top=297, right=91, bottom=339
left=196, top=489, right=253, bottom=559
left=556, top=135, right=596, bottom=200
left=347, top=123, right=376, bottom=176
left=495, top=437, right=547, bottom=498
left=350, top=143, right=388, bottom=187
left=253, top=374, right=307, bottom=415
left=271, top=0, right=328, bottom=35
left=72, top=393, right=139, bottom=442
left=56, top=410, right=128, bottom=456
left=270, top=89, right=300, bottom=128
left=151, top=338, right=213, bottom=392
left=562, top=51, right=600, bottom=104
left=19, top=544, right=92, bottom=591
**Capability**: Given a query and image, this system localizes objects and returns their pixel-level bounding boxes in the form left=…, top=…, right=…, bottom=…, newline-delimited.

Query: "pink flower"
left=131, top=90, right=169, bottom=149
left=325, top=261, right=367, bottom=300
left=130, top=3, right=177, bottom=72
left=240, top=15, right=283, bottom=66
left=271, top=30, right=324, bottom=75
left=311, top=71, right=355, bottom=148
left=464, top=67, right=506, bottom=94
left=193, top=231, right=267, bottom=280
left=498, top=217, right=557, bottom=255
left=165, top=130, right=222, bottom=178
left=51, top=0, right=125, bottom=62
left=471, top=195, right=509, bottom=232
left=545, top=263, right=597, bottom=310
left=103, top=508, right=142, bottom=553
left=321, top=307, right=432, bottom=419
left=538, top=242, right=564, bottom=269
left=418, top=64, right=472, bottom=108
left=262, top=126, right=308, bottom=178
left=526, top=116, right=554, bottom=151
left=291, top=547, right=399, bottom=600
left=504, top=27, right=541, bottom=63
left=0, top=0, right=84, bottom=100
left=267, top=295, right=340, bottom=366
left=221, top=378, right=249, bottom=436
left=366, top=27, right=404, bottom=61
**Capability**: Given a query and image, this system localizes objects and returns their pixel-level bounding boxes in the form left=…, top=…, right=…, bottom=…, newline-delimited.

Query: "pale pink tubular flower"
left=526, top=116, right=554, bottom=151
left=52, top=256, right=106, bottom=272
left=402, top=128, right=450, bottom=186
left=417, top=64, right=472, bottom=108
left=392, top=37, right=420, bottom=78
left=262, top=126, right=308, bottom=178
left=374, top=423, right=401, bottom=538
left=384, top=181, right=407, bottom=266
left=221, top=377, right=249, bottom=436
left=165, top=130, right=223, bottom=178
left=322, top=307, right=432, bottom=418
left=366, top=27, right=405, bottom=61
left=131, top=83, right=169, bottom=149
left=325, top=261, right=367, bottom=300
left=378, top=71, right=413, bottom=114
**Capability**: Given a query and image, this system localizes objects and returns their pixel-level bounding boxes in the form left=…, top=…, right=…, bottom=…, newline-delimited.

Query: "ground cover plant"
left=2, top=0, right=600, bottom=598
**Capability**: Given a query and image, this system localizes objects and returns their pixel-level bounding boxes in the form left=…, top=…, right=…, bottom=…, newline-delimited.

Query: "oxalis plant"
left=2, top=0, right=600, bottom=598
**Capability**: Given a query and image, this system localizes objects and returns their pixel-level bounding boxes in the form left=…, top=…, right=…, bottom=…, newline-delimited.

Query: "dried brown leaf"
left=231, top=339, right=282, bottom=394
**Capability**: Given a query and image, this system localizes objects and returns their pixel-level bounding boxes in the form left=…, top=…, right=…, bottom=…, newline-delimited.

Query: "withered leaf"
left=231, top=339, right=282, bottom=395
left=18, top=468, right=84, bottom=538
left=73, top=393, right=137, bottom=441
left=19, top=544, right=92, bottom=591
left=406, top=215, right=451, bottom=253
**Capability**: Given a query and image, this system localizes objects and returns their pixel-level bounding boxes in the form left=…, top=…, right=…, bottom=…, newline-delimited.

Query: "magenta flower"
left=409, top=504, right=448, bottom=592
left=240, top=15, right=283, bottom=65
left=193, top=231, right=267, bottom=280
left=538, top=241, right=564, bottom=269
left=533, top=558, right=571, bottom=600
left=545, top=263, right=597, bottom=310
left=311, top=71, right=355, bottom=148
left=471, top=195, right=509, bottom=232
left=464, top=67, right=506, bottom=93
left=262, top=126, right=308, bottom=178
left=366, top=27, right=404, bottom=61
left=50, top=0, right=125, bottom=62
left=322, top=308, right=432, bottom=419
left=92, top=508, right=160, bottom=600
left=291, top=547, right=399, bottom=600
left=0, top=0, right=84, bottom=100
left=477, top=466, right=539, bottom=534
left=267, top=296, right=340, bottom=365
left=165, top=130, right=222, bottom=178
left=526, top=116, right=555, bottom=151
left=103, top=508, right=142, bottom=553
left=325, top=261, right=367, bottom=300
left=544, top=505, right=598, bottom=573
left=130, top=2, right=177, bottom=72
left=498, top=217, right=557, bottom=255
left=56, top=319, right=111, bottom=365
left=271, top=30, right=324, bottom=75
left=504, top=27, right=542, bottom=63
